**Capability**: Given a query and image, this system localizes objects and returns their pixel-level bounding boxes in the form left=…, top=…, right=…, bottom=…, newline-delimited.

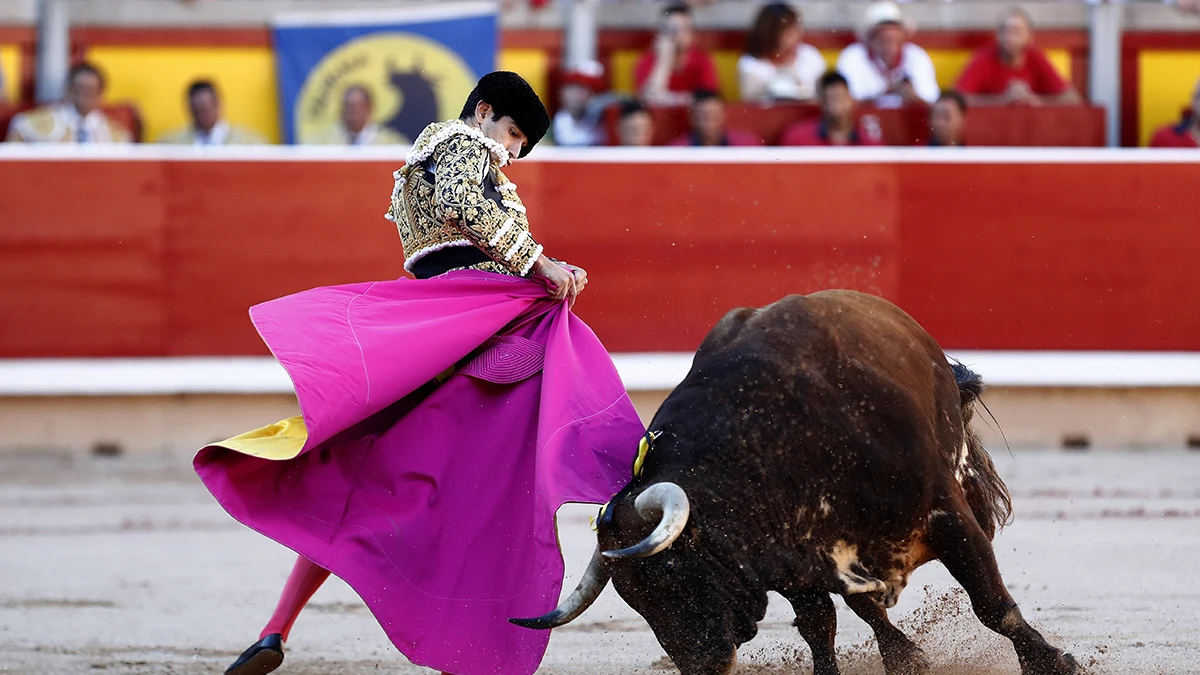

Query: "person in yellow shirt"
left=158, top=80, right=265, bottom=145
left=6, top=62, right=131, bottom=143
left=306, top=85, right=405, bottom=145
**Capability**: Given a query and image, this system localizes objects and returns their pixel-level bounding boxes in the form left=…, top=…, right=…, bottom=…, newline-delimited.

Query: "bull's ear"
left=633, top=430, right=665, bottom=479
left=589, top=502, right=609, bottom=532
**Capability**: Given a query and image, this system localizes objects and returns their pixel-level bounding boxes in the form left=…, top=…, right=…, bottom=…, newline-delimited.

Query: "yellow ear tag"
left=633, top=431, right=662, bottom=478
left=633, top=437, right=650, bottom=478
left=590, top=502, right=608, bottom=532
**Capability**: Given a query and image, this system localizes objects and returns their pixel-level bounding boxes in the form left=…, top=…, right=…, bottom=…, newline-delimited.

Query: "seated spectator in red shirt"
left=780, top=72, right=884, bottom=146
left=1149, top=77, right=1199, bottom=148
left=616, top=100, right=655, bottom=147
left=635, top=3, right=720, bottom=107
left=929, top=90, right=968, bottom=147
left=956, top=7, right=1081, bottom=107
left=668, top=90, right=762, bottom=147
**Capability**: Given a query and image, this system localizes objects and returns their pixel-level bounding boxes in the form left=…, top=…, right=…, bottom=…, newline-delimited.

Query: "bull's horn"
left=602, top=483, right=690, bottom=559
left=509, top=547, right=609, bottom=629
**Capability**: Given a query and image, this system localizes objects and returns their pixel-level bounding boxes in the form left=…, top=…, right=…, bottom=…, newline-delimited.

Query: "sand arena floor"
left=1, top=449, right=1197, bottom=675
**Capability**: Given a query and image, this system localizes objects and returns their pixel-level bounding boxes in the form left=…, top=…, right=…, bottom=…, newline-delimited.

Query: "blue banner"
left=272, top=3, right=497, bottom=145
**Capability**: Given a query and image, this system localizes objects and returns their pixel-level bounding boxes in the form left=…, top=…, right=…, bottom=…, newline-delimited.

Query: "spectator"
left=1149, top=77, right=1199, bottom=148
left=955, top=8, right=1081, bottom=107
left=552, top=62, right=607, bottom=147
left=929, top=90, right=968, bottom=146
left=835, top=1, right=938, bottom=108
left=616, top=100, right=655, bottom=147
left=635, top=3, right=719, bottom=106
left=159, top=80, right=265, bottom=145
left=307, top=85, right=404, bottom=145
left=781, top=72, right=884, bottom=146
left=6, top=62, right=130, bottom=143
left=669, top=90, right=761, bottom=147
left=738, top=3, right=827, bottom=103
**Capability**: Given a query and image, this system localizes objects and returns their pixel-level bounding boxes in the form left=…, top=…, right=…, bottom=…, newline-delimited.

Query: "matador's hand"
left=532, top=255, right=577, bottom=304
left=559, top=263, right=588, bottom=295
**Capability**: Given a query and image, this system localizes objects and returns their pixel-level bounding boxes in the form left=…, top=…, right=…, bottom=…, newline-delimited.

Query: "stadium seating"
left=603, top=102, right=1107, bottom=147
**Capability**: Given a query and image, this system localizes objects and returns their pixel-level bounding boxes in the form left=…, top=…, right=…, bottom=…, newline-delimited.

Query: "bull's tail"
left=950, top=360, right=1013, bottom=539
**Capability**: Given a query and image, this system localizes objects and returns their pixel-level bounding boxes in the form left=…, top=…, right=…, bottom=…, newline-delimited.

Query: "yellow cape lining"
left=214, top=415, right=310, bottom=461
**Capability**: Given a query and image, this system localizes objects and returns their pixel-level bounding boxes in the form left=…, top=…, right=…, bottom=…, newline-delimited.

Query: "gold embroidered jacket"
left=386, top=120, right=543, bottom=277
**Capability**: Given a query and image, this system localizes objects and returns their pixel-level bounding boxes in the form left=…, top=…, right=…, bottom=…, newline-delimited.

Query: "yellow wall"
left=1138, top=51, right=1200, bottom=146
left=611, top=46, right=1072, bottom=101
left=498, top=48, right=550, bottom=103
left=85, top=45, right=549, bottom=143
left=87, top=46, right=280, bottom=143
left=928, top=49, right=973, bottom=90
left=1046, top=49, right=1072, bottom=82
left=611, top=50, right=641, bottom=96
left=0, top=45, right=18, bottom=102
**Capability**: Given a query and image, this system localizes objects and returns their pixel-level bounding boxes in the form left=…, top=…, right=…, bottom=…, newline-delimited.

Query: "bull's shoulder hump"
left=697, top=306, right=760, bottom=352
left=805, top=291, right=926, bottom=335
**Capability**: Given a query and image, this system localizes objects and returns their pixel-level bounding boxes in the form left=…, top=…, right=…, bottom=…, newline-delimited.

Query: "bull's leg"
left=844, top=594, right=930, bottom=675
left=788, top=591, right=839, bottom=675
left=927, top=510, right=1078, bottom=675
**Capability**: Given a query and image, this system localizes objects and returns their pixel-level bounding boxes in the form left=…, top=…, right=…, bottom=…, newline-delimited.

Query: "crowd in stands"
left=550, top=1, right=1196, bottom=149
left=0, top=1, right=1196, bottom=149
left=552, top=1, right=1109, bottom=148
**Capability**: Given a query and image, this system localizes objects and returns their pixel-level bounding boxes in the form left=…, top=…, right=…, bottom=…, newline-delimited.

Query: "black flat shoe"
left=225, top=633, right=284, bottom=675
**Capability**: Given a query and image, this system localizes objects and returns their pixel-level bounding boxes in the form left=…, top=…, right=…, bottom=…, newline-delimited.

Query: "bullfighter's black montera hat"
left=460, top=70, right=550, bottom=158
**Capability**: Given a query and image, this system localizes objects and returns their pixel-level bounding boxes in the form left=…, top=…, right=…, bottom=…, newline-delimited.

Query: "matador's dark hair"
left=459, top=71, right=550, bottom=158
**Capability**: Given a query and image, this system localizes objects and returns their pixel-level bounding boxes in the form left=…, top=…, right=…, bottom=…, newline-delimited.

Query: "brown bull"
left=514, top=290, right=1078, bottom=675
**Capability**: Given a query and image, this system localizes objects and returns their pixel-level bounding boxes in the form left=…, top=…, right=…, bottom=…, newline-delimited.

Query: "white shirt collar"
left=349, top=123, right=379, bottom=145
left=58, top=104, right=113, bottom=143
left=195, top=120, right=230, bottom=145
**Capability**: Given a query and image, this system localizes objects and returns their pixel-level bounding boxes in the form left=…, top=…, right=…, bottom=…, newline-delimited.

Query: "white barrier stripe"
left=3, top=145, right=1200, bottom=165
left=2, top=351, right=1200, bottom=396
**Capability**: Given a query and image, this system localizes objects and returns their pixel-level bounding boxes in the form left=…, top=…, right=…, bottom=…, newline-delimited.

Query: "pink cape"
left=194, top=270, right=644, bottom=675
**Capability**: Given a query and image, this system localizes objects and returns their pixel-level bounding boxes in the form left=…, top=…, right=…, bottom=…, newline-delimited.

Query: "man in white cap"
left=551, top=61, right=609, bottom=147
left=835, top=1, right=938, bottom=108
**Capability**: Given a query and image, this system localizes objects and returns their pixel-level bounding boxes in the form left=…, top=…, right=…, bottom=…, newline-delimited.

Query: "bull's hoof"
left=1021, top=650, right=1078, bottom=675
left=880, top=643, right=931, bottom=675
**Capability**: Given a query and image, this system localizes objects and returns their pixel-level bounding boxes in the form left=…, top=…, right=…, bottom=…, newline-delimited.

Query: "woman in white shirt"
left=738, top=3, right=828, bottom=103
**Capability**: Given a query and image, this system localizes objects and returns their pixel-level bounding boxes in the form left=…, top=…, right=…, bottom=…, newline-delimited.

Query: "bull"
left=514, top=290, right=1078, bottom=675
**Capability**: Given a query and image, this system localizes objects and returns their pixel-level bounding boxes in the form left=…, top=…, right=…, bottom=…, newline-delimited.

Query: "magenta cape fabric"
left=194, top=270, right=644, bottom=675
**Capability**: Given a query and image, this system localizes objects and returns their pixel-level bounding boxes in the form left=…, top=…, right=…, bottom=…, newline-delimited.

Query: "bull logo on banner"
left=272, top=3, right=498, bottom=145
left=295, top=33, right=477, bottom=145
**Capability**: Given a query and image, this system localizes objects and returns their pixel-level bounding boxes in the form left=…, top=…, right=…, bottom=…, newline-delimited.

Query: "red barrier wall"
left=1, top=155, right=1198, bottom=356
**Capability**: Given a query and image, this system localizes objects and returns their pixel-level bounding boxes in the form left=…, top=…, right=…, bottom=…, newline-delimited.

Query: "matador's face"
left=475, top=102, right=528, bottom=161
